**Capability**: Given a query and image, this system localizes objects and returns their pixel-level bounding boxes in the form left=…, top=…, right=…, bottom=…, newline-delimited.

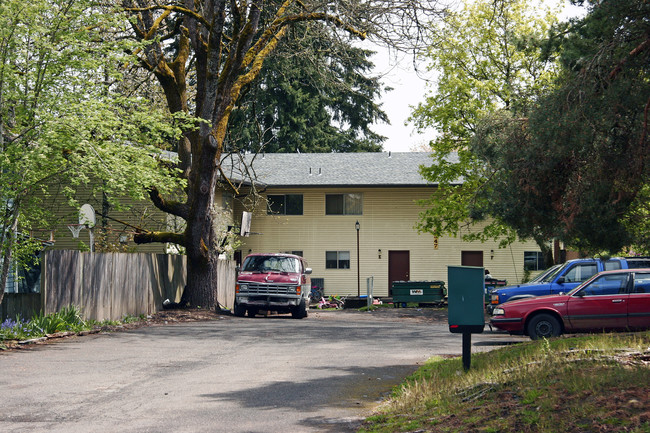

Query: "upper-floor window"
left=325, top=193, right=362, bottom=215
left=267, top=194, right=303, bottom=215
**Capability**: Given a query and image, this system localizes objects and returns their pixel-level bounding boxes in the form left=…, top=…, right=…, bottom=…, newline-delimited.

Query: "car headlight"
left=492, top=307, right=505, bottom=316
left=238, top=284, right=248, bottom=292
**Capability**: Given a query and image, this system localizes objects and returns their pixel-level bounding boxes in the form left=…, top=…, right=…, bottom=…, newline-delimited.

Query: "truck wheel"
left=233, top=302, right=246, bottom=317
left=527, top=313, right=561, bottom=340
left=292, top=298, right=308, bottom=319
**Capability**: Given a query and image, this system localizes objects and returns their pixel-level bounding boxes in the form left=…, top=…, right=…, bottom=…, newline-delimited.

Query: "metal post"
left=355, top=220, right=360, bottom=297
left=462, top=332, right=472, bottom=371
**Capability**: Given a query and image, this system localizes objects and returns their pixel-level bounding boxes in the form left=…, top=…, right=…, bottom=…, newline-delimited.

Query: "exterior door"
left=461, top=251, right=484, bottom=267
left=388, top=251, right=410, bottom=296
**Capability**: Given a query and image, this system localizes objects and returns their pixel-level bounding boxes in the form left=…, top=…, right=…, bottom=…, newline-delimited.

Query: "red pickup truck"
left=234, top=253, right=312, bottom=319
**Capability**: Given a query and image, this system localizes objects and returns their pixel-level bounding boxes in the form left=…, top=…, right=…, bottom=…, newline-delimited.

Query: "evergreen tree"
left=226, top=23, right=387, bottom=153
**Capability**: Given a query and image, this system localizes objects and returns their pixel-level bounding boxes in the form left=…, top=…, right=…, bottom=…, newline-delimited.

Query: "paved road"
left=0, top=311, right=526, bottom=433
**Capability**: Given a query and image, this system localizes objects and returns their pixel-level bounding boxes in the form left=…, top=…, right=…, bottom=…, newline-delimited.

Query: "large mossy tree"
left=125, top=0, right=444, bottom=308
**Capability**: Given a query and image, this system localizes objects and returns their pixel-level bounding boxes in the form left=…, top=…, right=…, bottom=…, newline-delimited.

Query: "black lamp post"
left=355, top=220, right=360, bottom=297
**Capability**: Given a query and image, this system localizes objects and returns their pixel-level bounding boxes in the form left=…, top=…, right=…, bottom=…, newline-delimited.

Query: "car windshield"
left=242, top=256, right=300, bottom=273
left=531, top=264, right=562, bottom=283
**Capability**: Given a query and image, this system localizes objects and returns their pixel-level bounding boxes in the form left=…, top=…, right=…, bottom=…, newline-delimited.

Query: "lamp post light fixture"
left=355, top=220, right=360, bottom=297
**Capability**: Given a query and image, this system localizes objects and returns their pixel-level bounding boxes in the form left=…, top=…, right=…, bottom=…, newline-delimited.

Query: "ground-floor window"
left=524, top=251, right=544, bottom=271
left=326, top=251, right=350, bottom=269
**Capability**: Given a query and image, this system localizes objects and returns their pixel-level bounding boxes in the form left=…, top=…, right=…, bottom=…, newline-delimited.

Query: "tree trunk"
left=534, top=234, right=555, bottom=267
left=182, top=138, right=221, bottom=309
left=184, top=255, right=219, bottom=308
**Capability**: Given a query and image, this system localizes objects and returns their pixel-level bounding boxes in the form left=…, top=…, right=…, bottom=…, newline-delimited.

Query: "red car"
left=490, top=269, right=650, bottom=339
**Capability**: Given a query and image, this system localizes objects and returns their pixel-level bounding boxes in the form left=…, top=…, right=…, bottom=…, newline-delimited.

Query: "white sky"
left=363, top=0, right=587, bottom=153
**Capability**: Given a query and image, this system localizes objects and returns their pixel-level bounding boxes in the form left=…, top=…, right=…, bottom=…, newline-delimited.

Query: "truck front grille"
left=245, top=283, right=294, bottom=295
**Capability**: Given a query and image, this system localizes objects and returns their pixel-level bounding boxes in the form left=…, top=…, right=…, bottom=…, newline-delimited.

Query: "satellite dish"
left=79, top=204, right=96, bottom=228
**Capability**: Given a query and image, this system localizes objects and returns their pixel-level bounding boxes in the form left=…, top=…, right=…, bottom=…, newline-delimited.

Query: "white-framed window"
left=326, top=251, right=350, bottom=269
left=325, top=193, right=362, bottom=215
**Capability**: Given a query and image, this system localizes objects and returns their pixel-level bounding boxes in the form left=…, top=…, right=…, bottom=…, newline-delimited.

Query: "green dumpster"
left=391, top=281, right=447, bottom=307
left=484, top=279, right=507, bottom=303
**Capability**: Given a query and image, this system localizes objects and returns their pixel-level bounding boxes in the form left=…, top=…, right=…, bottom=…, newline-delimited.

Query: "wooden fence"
left=1, top=293, right=41, bottom=322
left=1, top=250, right=236, bottom=322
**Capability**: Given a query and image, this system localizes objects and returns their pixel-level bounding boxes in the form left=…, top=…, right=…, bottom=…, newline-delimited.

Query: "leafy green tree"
left=0, top=0, right=181, bottom=304
left=124, top=0, right=444, bottom=308
left=411, top=0, right=560, bottom=259
left=474, top=0, right=650, bottom=254
left=226, top=23, right=387, bottom=153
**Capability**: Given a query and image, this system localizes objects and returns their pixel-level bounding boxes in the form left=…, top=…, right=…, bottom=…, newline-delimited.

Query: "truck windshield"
left=539, top=264, right=565, bottom=283
left=532, top=264, right=562, bottom=283
left=242, top=256, right=300, bottom=273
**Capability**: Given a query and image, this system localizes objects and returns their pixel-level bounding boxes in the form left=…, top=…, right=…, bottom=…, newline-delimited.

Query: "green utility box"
left=391, top=280, right=447, bottom=307
left=447, top=266, right=485, bottom=333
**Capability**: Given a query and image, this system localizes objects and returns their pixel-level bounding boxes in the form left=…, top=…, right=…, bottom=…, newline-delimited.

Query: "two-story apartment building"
left=12, top=151, right=544, bottom=298
left=231, top=152, right=544, bottom=297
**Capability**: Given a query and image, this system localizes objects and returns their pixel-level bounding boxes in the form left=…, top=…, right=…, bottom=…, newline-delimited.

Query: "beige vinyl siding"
left=235, top=186, right=542, bottom=297
left=37, top=182, right=172, bottom=254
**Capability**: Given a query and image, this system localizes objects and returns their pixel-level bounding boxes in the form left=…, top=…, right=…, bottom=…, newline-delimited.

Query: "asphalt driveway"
left=0, top=309, right=526, bottom=433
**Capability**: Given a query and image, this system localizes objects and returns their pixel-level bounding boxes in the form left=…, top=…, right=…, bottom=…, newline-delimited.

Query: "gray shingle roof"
left=223, top=152, right=437, bottom=187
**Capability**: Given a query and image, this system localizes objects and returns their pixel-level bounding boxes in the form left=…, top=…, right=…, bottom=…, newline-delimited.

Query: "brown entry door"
left=388, top=250, right=410, bottom=296
left=461, top=251, right=484, bottom=267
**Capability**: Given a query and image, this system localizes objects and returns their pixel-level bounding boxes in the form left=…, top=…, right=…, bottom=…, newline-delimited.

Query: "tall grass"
left=362, top=332, right=650, bottom=433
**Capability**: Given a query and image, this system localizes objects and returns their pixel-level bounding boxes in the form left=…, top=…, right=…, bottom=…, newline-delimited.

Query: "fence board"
left=1, top=293, right=41, bottom=321
left=217, top=260, right=236, bottom=310
left=44, top=250, right=81, bottom=312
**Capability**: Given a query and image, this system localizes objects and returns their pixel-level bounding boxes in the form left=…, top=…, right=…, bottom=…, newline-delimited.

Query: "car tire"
left=233, top=302, right=246, bottom=317
left=291, top=298, right=308, bottom=319
left=527, top=313, right=561, bottom=340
